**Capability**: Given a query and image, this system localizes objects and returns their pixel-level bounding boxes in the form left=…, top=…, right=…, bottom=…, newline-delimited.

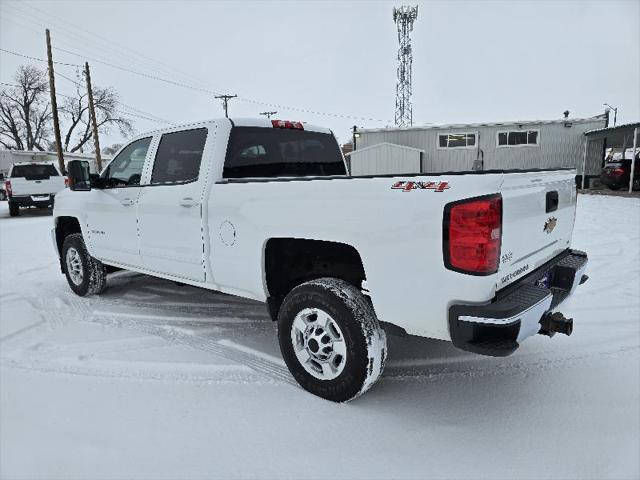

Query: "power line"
left=52, top=46, right=221, bottom=95
left=54, top=71, right=173, bottom=125
left=11, top=1, right=214, bottom=91
left=0, top=3, right=395, bottom=126
left=0, top=47, right=81, bottom=67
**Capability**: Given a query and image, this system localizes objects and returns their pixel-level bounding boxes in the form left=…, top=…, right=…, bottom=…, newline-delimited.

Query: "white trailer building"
left=347, top=114, right=607, bottom=186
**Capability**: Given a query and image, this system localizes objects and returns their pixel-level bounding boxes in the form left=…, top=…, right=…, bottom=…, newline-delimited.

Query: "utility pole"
left=45, top=29, right=65, bottom=174
left=259, top=111, right=278, bottom=119
left=352, top=125, right=358, bottom=151
left=84, top=62, right=103, bottom=172
left=214, top=94, right=237, bottom=118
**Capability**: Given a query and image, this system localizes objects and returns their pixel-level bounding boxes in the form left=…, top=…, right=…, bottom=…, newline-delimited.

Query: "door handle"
left=546, top=191, right=559, bottom=213
left=179, top=197, right=198, bottom=207
left=120, top=197, right=134, bottom=206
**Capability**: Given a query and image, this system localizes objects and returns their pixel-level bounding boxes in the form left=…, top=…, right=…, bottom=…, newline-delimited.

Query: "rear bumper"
left=9, top=194, right=55, bottom=207
left=448, top=249, right=588, bottom=357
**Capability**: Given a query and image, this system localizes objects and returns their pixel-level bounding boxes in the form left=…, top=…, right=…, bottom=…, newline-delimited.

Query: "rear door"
left=137, top=127, right=209, bottom=281
left=498, top=170, right=577, bottom=289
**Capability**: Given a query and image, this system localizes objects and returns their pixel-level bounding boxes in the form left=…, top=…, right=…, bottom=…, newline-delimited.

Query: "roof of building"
left=344, top=142, right=425, bottom=156
left=358, top=114, right=607, bottom=134
left=583, top=122, right=640, bottom=147
left=584, top=122, right=640, bottom=136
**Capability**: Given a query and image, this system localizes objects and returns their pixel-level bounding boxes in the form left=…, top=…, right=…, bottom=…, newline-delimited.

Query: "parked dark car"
left=600, top=154, right=640, bottom=191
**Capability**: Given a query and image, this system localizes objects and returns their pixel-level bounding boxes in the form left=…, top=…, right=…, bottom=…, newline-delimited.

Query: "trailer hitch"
left=539, top=311, right=573, bottom=337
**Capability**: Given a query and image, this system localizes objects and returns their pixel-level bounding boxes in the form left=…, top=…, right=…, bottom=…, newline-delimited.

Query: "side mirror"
left=67, top=160, right=91, bottom=191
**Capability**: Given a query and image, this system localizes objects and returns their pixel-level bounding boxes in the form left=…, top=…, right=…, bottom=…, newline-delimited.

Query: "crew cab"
left=52, top=118, right=589, bottom=401
left=5, top=162, right=66, bottom=216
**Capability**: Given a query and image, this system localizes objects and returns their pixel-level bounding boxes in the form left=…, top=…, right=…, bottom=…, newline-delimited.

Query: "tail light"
left=4, top=180, right=11, bottom=197
left=443, top=194, right=502, bottom=275
left=64, top=176, right=70, bottom=188
left=271, top=119, right=304, bottom=130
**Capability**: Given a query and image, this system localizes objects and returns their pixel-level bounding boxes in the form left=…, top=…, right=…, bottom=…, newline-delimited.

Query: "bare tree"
left=0, top=65, right=51, bottom=150
left=60, top=75, right=133, bottom=153
left=102, top=143, right=123, bottom=156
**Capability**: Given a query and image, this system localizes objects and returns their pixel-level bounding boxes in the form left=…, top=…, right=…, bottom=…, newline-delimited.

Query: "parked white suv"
left=52, top=118, right=589, bottom=401
left=5, top=162, right=66, bottom=216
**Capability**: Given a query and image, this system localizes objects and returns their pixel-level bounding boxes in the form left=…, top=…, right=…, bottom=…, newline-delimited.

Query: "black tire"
left=62, top=233, right=107, bottom=296
left=278, top=277, right=387, bottom=402
left=608, top=184, right=621, bottom=191
left=8, top=202, right=19, bottom=217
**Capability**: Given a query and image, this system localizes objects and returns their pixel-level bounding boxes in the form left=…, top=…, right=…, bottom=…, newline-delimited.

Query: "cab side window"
left=151, top=128, right=207, bottom=185
left=101, top=137, right=151, bottom=188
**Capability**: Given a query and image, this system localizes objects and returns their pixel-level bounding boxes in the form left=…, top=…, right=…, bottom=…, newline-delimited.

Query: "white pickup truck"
left=5, top=162, right=66, bottom=216
left=53, top=118, right=589, bottom=401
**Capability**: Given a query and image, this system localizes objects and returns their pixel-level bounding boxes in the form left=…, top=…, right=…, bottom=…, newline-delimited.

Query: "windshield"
left=11, top=164, right=59, bottom=180
left=223, top=127, right=346, bottom=179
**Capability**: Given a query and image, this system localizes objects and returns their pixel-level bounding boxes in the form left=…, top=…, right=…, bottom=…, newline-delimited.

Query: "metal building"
left=348, top=114, right=607, bottom=182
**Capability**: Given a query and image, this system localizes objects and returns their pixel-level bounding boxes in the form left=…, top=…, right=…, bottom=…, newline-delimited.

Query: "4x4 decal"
left=391, top=180, right=450, bottom=192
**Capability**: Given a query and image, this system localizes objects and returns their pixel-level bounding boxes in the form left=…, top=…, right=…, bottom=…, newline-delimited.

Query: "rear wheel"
left=8, top=202, right=19, bottom=217
left=277, top=277, right=387, bottom=402
left=62, top=233, right=107, bottom=296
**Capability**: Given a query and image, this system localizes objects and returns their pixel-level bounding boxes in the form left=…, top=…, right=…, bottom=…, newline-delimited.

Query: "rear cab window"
left=223, top=127, right=345, bottom=179
left=10, top=164, right=59, bottom=180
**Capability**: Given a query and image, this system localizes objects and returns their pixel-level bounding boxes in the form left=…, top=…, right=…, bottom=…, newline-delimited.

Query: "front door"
left=137, top=128, right=208, bottom=282
left=86, top=137, right=152, bottom=267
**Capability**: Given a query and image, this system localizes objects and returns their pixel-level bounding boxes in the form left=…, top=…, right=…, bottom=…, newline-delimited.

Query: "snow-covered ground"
left=1, top=195, right=639, bottom=480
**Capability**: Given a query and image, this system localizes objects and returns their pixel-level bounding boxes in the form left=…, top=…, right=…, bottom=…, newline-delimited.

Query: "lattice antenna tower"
left=393, top=5, right=418, bottom=127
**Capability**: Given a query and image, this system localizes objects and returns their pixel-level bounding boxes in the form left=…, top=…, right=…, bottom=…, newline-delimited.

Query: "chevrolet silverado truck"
left=52, top=118, right=589, bottom=402
left=5, top=162, right=66, bottom=216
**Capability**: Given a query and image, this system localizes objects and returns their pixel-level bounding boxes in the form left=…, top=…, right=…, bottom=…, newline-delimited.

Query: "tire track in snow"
left=89, top=311, right=296, bottom=386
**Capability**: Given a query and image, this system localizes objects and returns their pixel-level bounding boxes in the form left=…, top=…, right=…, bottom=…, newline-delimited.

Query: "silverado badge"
left=543, top=216, right=557, bottom=234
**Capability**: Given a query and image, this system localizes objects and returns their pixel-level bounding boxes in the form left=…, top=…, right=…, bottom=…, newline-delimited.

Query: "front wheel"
left=278, top=278, right=387, bottom=402
left=62, top=233, right=107, bottom=296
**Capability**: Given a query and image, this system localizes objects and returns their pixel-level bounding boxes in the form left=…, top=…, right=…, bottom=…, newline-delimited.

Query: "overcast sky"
left=1, top=0, right=639, bottom=148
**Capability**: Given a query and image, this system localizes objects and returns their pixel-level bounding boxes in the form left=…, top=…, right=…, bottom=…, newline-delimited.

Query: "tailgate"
left=10, top=177, right=65, bottom=196
left=498, top=170, right=576, bottom=289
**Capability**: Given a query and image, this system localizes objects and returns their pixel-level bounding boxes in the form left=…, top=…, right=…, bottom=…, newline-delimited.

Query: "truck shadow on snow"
left=99, top=271, right=481, bottom=387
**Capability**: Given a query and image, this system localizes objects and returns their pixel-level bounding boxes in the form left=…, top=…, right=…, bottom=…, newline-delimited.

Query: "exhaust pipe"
left=539, top=312, right=573, bottom=337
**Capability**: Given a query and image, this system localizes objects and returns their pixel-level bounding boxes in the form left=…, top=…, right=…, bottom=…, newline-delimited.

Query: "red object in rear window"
left=611, top=168, right=625, bottom=176
left=443, top=194, right=502, bottom=275
left=271, top=119, right=304, bottom=130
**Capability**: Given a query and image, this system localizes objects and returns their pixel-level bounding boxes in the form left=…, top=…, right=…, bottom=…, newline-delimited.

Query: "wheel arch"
left=263, top=237, right=367, bottom=321
left=54, top=216, right=82, bottom=269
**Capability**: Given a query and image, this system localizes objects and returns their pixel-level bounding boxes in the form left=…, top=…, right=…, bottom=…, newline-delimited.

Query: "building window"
left=438, top=133, right=476, bottom=149
left=497, top=130, right=539, bottom=147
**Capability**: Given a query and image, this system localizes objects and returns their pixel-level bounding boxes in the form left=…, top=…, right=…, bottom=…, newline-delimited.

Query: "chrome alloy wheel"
left=65, top=247, right=84, bottom=286
left=290, top=308, right=347, bottom=380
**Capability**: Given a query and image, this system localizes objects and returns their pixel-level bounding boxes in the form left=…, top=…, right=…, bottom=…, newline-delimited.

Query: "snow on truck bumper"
left=448, top=249, right=588, bottom=357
